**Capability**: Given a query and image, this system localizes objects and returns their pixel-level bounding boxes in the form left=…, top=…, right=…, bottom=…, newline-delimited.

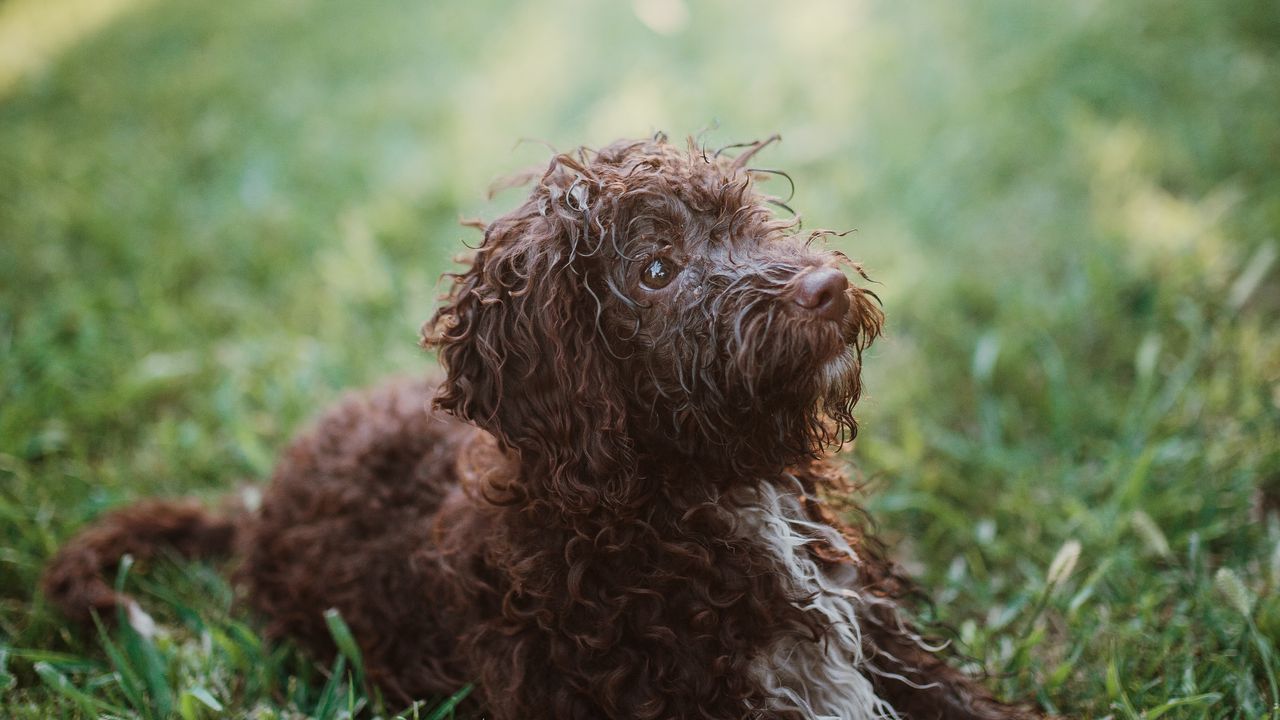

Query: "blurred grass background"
left=1, top=0, right=1278, bottom=717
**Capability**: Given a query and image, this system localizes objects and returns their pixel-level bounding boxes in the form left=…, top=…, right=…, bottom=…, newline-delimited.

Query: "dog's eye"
left=641, top=257, right=679, bottom=289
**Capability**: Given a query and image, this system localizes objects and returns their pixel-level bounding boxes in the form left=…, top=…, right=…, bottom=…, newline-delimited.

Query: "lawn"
left=1, top=0, right=1278, bottom=717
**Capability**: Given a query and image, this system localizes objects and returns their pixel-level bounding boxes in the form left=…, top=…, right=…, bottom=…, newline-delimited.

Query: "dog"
left=44, top=135, right=1043, bottom=719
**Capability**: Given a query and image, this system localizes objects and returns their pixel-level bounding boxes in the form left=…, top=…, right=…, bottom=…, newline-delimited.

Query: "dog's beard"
left=819, top=346, right=860, bottom=398
left=626, top=310, right=861, bottom=472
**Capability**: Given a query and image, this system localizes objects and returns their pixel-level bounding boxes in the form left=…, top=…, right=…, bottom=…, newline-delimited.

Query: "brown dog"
left=44, top=135, right=1043, bottom=719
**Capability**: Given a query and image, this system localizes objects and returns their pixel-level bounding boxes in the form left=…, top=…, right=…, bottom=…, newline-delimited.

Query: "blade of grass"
left=92, top=611, right=147, bottom=712
left=114, top=554, right=173, bottom=718
left=1144, top=692, right=1222, bottom=719
left=33, top=661, right=129, bottom=717
left=178, top=685, right=225, bottom=720
left=311, top=655, right=347, bottom=720
left=424, top=683, right=474, bottom=720
left=324, top=607, right=365, bottom=684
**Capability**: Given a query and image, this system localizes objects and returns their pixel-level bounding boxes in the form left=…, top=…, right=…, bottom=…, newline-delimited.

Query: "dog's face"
left=598, top=169, right=881, bottom=467
left=427, top=136, right=881, bottom=506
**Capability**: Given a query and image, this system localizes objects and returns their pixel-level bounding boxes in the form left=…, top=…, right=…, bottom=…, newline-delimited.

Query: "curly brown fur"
left=44, top=135, right=1044, bottom=719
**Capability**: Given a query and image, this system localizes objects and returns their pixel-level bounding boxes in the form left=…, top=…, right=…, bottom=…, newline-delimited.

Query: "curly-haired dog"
left=44, top=135, right=1044, bottom=719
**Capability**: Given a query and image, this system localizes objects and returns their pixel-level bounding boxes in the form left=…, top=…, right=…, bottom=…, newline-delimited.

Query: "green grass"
left=2, top=0, right=1278, bottom=717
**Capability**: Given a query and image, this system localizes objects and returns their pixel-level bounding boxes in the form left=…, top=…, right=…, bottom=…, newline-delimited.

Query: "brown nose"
left=792, top=267, right=850, bottom=321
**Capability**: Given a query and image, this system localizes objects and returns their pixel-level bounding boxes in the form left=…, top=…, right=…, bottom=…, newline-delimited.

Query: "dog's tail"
left=42, top=497, right=244, bottom=630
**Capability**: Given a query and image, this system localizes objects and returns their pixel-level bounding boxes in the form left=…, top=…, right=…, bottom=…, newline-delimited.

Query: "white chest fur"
left=737, top=479, right=900, bottom=720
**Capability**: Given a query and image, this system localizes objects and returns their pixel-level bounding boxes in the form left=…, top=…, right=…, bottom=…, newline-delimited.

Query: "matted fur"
left=43, top=135, right=1045, bottom=719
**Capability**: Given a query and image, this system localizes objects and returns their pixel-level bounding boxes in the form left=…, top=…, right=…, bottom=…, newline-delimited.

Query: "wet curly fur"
left=44, top=135, right=1044, bottom=719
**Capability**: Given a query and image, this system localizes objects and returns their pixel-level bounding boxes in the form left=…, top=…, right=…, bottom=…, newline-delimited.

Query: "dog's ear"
left=424, top=170, right=642, bottom=516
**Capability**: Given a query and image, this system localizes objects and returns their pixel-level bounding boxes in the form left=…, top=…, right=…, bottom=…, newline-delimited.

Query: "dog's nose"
left=792, top=267, right=850, bottom=322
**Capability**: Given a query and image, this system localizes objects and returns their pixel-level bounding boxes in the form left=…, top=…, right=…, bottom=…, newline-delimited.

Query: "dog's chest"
left=736, top=481, right=897, bottom=720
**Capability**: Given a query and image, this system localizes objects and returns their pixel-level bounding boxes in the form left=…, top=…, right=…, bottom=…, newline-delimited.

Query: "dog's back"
left=43, top=376, right=478, bottom=700
left=237, top=376, right=477, bottom=698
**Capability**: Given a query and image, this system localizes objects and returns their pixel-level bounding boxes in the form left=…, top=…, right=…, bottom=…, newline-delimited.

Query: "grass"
left=1, top=0, right=1278, bottom=717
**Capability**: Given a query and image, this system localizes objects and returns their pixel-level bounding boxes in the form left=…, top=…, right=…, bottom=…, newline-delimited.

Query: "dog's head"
left=424, top=135, right=881, bottom=512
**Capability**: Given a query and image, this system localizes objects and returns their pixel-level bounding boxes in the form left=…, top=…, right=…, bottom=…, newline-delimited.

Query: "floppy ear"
left=423, top=172, right=642, bottom=516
